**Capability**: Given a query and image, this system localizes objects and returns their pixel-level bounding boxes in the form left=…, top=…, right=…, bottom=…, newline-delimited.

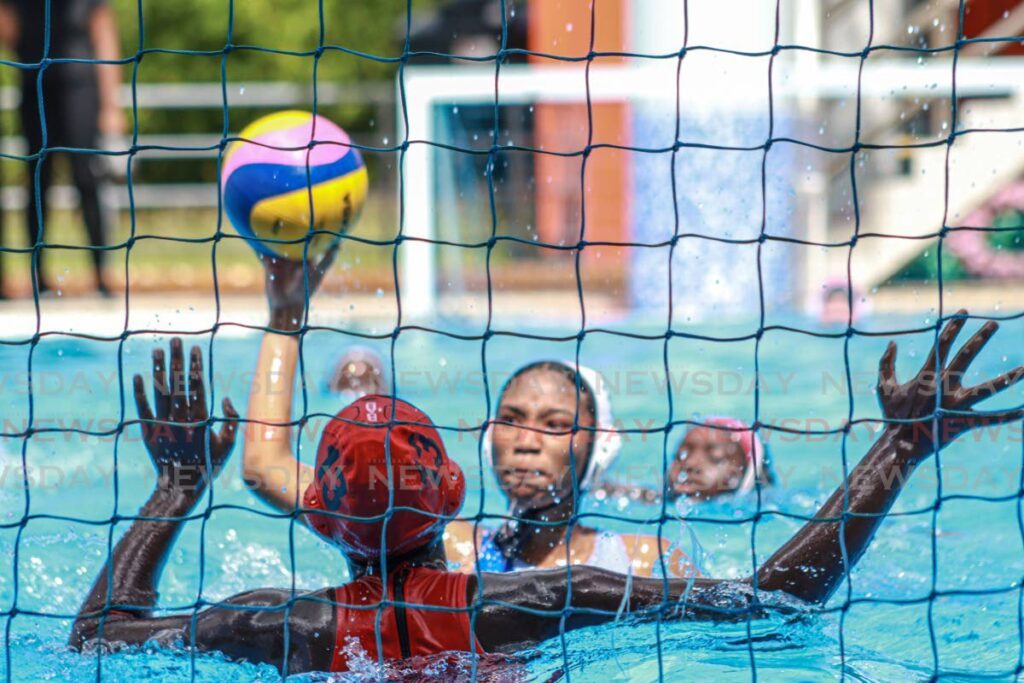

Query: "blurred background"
left=0, top=0, right=1021, bottom=329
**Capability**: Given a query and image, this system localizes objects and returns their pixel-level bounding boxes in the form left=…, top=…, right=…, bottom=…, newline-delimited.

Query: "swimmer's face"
left=821, top=289, right=852, bottom=325
left=491, top=367, right=595, bottom=510
left=667, top=427, right=747, bottom=500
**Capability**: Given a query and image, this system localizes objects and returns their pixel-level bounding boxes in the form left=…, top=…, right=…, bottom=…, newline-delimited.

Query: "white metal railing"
left=0, top=81, right=392, bottom=210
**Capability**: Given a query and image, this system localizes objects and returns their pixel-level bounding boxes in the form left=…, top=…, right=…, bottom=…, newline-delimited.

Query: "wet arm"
left=243, top=253, right=335, bottom=515
left=475, top=567, right=749, bottom=651
left=67, top=487, right=333, bottom=669
left=753, top=426, right=915, bottom=603
left=70, top=486, right=200, bottom=646
left=74, top=531, right=335, bottom=674
left=243, top=328, right=314, bottom=513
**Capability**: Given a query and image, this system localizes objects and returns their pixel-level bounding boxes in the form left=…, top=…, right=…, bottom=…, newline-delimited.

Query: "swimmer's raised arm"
left=473, top=313, right=1024, bottom=649
left=242, top=249, right=337, bottom=513
left=70, top=338, right=240, bottom=644
left=70, top=338, right=336, bottom=673
left=755, top=313, right=1022, bottom=603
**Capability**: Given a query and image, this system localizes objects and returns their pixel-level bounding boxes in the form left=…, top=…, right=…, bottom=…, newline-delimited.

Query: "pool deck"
left=0, top=281, right=1019, bottom=340
left=0, top=291, right=630, bottom=339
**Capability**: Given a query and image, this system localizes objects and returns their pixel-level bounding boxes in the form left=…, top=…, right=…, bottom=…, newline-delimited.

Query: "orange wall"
left=963, top=0, right=1024, bottom=55
left=528, top=0, right=630, bottom=267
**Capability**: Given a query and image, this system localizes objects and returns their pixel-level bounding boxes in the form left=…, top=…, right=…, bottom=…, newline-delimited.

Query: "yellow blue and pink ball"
left=221, top=111, right=368, bottom=260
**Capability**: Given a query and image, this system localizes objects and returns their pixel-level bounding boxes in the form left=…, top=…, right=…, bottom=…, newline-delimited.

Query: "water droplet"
left=439, top=357, right=448, bottom=368
left=382, top=136, right=389, bottom=145
left=240, top=86, right=246, bottom=95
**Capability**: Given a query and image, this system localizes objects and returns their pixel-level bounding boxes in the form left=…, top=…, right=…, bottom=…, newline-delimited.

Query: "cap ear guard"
left=571, top=362, right=622, bottom=491
left=302, top=484, right=335, bottom=542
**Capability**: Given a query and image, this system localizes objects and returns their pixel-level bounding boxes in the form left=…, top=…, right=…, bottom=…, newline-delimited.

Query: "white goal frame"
left=397, top=58, right=1024, bottom=319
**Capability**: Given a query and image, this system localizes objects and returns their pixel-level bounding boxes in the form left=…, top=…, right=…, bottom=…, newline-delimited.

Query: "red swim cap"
left=303, top=395, right=465, bottom=561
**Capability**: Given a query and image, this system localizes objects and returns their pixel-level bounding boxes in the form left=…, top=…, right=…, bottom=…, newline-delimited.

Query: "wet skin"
left=69, top=312, right=1024, bottom=674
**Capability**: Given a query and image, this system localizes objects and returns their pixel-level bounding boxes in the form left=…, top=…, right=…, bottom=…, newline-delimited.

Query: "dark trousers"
left=17, top=71, right=106, bottom=291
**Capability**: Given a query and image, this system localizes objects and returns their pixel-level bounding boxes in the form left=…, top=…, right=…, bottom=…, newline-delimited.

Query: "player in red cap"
left=69, top=294, right=1024, bottom=674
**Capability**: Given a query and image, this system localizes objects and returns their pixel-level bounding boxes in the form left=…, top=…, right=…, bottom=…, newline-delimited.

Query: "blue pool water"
left=1, top=312, right=1023, bottom=681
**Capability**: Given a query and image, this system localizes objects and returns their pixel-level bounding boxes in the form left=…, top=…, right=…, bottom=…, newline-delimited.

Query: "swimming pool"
left=2, top=312, right=1022, bottom=680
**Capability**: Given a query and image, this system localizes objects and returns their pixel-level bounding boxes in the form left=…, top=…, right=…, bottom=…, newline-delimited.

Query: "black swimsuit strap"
left=392, top=566, right=413, bottom=659
left=491, top=497, right=571, bottom=566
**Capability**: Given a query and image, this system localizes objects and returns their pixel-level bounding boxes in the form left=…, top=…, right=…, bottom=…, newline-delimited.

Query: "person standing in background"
left=1, top=0, right=123, bottom=297
left=0, top=3, right=14, bottom=300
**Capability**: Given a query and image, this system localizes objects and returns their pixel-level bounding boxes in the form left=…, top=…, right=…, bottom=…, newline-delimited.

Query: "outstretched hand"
left=133, top=338, right=239, bottom=492
left=878, top=309, right=1024, bottom=461
left=261, top=245, right=339, bottom=332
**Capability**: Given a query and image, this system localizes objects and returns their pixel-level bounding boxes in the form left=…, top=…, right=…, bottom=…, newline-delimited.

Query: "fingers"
left=963, top=365, right=1024, bottom=407
left=132, top=374, right=154, bottom=424
left=215, top=397, right=240, bottom=453
left=168, top=337, right=188, bottom=423
left=152, top=347, right=170, bottom=418
left=948, top=319, right=999, bottom=379
left=188, top=345, right=208, bottom=422
left=917, top=310, right=967, bottom=380
left=877, top=341, right=898, bottom=395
